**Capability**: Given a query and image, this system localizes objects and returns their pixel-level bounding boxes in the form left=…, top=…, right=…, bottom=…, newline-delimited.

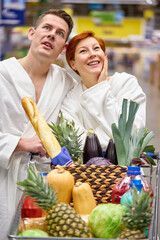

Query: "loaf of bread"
left=21, top=97, right=61, bottom=158
left=18, top=217, right=47, bottom=233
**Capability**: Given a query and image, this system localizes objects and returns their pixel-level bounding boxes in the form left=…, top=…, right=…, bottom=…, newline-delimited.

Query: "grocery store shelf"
left=61, top=0, right=157, bottom=5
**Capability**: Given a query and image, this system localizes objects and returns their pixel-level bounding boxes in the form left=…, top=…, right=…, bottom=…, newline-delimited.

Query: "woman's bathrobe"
left=61, top=72, right=146, bottom=151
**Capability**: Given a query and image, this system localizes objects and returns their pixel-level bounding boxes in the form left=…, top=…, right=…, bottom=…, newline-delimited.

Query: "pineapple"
left=17, top=165, right=92, bottom=238
left=118, top=186, right=153, bottom=239
left=49, top=113, right=83, bottom=163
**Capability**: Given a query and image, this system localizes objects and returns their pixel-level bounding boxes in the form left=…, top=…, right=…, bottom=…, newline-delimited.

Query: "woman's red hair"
left=66, top=31, right=106, bottom=69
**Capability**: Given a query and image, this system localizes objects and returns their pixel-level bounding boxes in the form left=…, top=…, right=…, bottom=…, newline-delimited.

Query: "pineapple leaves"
left=17, top=164, right=58, bottom=209
left=111, top=99, right=155, bottom=166
left=48, top=113, right=83, bottom=162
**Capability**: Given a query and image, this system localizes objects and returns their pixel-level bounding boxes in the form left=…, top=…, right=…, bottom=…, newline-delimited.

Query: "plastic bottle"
left=112, top=166, right=153, bottom=204
left=120, top=179, right=143, bottom=206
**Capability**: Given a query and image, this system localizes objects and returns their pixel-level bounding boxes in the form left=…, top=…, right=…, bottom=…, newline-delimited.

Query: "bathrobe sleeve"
left=81, top=72, right=146, bottom=130
left=0, top=72, right=25, bottom=169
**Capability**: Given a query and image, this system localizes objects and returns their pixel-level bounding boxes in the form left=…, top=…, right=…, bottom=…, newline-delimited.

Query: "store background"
left=0, top=0, right=160, bottom=238
left=1, top=0, right=160, bottom=150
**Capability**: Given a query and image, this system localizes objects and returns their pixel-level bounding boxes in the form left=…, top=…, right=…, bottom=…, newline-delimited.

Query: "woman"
left=61, top=31, right=146, bottom=151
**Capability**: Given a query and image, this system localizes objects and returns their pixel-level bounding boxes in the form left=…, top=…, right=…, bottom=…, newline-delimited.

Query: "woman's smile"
left=87, top=60, right=100, bottom=67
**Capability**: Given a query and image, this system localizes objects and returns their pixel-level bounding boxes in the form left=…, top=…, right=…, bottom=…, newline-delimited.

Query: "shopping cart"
left=8, top=153, right=160, bottom=240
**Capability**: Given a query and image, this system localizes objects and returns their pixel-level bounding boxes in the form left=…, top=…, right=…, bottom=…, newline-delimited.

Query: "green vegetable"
left=129, top=127, right=155, bottom=165
left=143, top=145, right=155, bottom=153
left=18, top=229, right=49, bottom=237
left=89, top=203, right=127, bottom=238
left=111, top=99, right=155, bottom=166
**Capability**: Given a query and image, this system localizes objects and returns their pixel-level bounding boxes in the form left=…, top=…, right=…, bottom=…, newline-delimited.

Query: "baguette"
left=21, top=97, right=61, bottom=158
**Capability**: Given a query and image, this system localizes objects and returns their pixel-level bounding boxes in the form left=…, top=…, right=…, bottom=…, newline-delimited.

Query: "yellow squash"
left=46, top=165, right=74, bottom=204
left=72, top=182, right=97, bottom=215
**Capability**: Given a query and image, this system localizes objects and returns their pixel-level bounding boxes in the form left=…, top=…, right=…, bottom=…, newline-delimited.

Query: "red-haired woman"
left=61, top=31, right=146, bottom=151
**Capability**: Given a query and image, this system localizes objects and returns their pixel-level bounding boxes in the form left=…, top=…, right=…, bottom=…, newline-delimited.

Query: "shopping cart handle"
left=29, top=152, right=40, bottom=161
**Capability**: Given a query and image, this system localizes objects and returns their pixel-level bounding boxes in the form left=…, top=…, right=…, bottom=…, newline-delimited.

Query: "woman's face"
left=70, top=37, right=105, bottom=78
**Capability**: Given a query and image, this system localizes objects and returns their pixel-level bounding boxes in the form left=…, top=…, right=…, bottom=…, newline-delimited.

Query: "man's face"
left=28, top=14, right=69, bottom=62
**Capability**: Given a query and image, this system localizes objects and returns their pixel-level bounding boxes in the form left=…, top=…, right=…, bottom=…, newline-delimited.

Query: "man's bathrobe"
left=0, top=57, right=76, bottom=239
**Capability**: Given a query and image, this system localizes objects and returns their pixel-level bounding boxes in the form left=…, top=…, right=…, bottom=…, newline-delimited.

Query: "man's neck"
left=18, top=55, right=50, bottom=78
left=18, top=56, right=50, bottom=103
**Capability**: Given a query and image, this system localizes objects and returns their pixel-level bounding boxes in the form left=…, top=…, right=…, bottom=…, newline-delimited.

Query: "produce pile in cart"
left=9, top=97, right=159, bottom=239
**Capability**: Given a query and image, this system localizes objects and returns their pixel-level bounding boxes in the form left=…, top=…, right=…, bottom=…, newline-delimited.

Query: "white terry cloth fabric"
left=0, top=57, right=76, bottom=239
left=61, top=72, right=146, bottom=151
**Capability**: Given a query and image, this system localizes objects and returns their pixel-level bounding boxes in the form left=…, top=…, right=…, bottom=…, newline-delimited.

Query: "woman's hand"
left=15, top=135, right=48, bottom=158
left=97, top=56, right=110, bottom=84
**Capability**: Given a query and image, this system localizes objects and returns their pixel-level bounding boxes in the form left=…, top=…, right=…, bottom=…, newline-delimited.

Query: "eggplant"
left=86, top=157, right=113, bottom=166
left=83, top=129, right=103, bottom=164
left=104, top=137, right=118, bottom=165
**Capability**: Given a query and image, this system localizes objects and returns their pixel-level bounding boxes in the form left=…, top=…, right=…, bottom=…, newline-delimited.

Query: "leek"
left=111, top=99, right=155, bottom=166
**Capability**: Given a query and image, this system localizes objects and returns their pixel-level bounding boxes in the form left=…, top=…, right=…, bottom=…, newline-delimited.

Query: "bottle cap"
left=128, top=166, right=140, bottom=172
left=127, top=170, right=141, bottom=175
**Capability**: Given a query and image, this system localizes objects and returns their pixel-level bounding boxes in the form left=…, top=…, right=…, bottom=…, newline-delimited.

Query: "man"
left=0, top=9, right=76, bottom=239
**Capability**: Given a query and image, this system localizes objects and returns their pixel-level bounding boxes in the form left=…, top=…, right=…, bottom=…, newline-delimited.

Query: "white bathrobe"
left=0, top=57, right=76, bottom=239
left=61, top=72, right=146, bottom=151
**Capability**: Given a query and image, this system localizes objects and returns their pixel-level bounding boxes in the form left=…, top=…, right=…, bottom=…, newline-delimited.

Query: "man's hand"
left=15, top=135, right=48, bottom=157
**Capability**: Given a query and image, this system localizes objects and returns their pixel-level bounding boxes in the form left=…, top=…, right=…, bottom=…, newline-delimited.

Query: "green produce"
left=49, top=113, right=83, bottom=163
left=111, top=98, right=155, bottom=166
left=18, top=229, right=49, bottom=237
left=118, top=186, right=154, bottom=239
left=17, top=165, right=92, bottom=238
left=89, top=203, right=126, bottom=239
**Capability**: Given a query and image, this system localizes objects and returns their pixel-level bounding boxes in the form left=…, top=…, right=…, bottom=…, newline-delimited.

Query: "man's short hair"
left=34, top=9, right=73, bottom=41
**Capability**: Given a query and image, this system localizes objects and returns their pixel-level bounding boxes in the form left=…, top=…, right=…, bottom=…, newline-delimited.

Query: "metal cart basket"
left=8, top=153, right=160, bottom=240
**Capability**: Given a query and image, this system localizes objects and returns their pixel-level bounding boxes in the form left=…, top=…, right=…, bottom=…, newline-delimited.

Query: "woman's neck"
left=81, top=74, right=98, bottom=88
